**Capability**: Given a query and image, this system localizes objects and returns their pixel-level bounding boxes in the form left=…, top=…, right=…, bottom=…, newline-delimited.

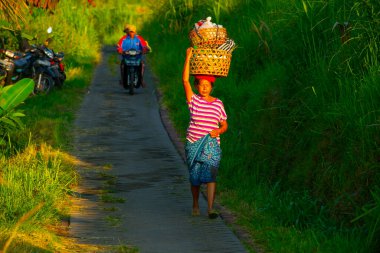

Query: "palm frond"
left=0, top=0, right=28, bottom=26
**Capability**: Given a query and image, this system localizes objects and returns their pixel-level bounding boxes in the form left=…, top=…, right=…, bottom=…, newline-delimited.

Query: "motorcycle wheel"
left=134, top=71, right=140, bottom=88
left=122, top=63, right=129, bottom=90
left=33, top=73, right=53, bottom=95
left=128, top=67, right=134, bottom=95
left=55, top=72, right=66, bottom=89
left=0, top=69, right=7, bottom=86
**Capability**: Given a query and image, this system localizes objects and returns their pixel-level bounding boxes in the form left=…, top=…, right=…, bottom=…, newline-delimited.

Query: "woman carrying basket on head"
left=182, top=47, right=228, bottom=219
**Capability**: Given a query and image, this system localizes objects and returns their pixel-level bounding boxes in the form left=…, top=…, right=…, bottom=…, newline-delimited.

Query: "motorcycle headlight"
left=47, top=51, right=54, bottom=59
left=36, top=59, right=51, bottom=67
left=43, top=48, right=54, bottom=59
left=4, top=50, right=15, bottom=58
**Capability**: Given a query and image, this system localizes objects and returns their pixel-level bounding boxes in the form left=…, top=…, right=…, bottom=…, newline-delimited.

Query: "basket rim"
left=189, top=27, right=228, bottom=42
left=191, top=48, right=233, bottom=53
left=189, top=49, right=232, bottom=77
left=189, top=27, right=227, bottom=33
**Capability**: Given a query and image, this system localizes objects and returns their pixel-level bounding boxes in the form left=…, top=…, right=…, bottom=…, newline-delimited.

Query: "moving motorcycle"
left=121, top=49, right=142, bottom=95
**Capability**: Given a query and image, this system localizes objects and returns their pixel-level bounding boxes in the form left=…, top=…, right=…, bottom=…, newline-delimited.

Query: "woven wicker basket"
left=189, top=27, right=228, bottom=49
left=190, top=49, right=232, bottom=77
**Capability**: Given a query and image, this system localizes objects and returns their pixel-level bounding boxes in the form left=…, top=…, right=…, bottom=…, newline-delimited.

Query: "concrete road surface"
left=69, top=46, right=249, bottom=253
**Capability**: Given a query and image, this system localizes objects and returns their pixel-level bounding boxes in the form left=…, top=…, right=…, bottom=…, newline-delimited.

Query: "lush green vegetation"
left=0, top=0, right=144, bottom=251
left=140, top=0, right=380, bottom=252
left=1, top=0, right=379, bottom=252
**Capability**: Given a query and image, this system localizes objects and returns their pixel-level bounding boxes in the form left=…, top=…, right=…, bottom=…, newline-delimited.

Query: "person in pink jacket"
left=117, top=24, right=151, bottom=87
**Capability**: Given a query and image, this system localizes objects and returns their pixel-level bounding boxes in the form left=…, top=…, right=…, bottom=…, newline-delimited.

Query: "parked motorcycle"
left=32, top=44, right=65, bottom=93
left=36, top=34, right=66, bottom=89
left=0, top=48, right=36, bottom=86
left=0, top=46, right=55, bottom=94
left=121, top=49, right=142, bottom=95
left=32, top=28, right=66, bottom=90
left=0, top=27, right=37, bottom=86
left=0, top=27, right=66, bottom=94
left=31, top=45, right=55, bottom=94
left=0, top=49, right=17, bottom=86
left=51, top=51, right=66, bottom=88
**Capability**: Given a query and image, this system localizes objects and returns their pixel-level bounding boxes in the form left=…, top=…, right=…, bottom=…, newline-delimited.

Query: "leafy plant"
left=0, top=78, right=34, bottom=147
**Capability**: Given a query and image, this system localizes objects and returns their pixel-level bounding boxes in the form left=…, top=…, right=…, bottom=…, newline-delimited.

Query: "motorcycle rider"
left=117, top=24, right=151, bottom=88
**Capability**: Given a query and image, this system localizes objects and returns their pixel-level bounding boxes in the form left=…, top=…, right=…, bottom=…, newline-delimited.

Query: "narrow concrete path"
left=69, top=46, right=248, bottom=253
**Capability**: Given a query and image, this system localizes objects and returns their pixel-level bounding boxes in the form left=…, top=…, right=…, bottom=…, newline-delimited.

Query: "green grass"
left=1, top=0, right=151, bottom=251
left=1, top=0, right=379, bottom=252
left=0, top=1, right=101, bottom=251
left=0, top=144, right=79, bottom=252
left=100, top=194, right=126, bottom=204
left=140, top=0, right=380, bottom=252
left=112, top=244, right=139, bottom=253
left=105, top=215, right=122, bottom=227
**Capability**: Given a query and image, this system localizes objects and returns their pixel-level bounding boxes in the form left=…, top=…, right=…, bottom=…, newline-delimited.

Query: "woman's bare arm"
left=210, top=120, right=228, bottom=138
left=182, top=48, right=194, bottom=102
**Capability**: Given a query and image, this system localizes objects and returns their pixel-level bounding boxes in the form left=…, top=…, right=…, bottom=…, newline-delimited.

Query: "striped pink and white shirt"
left=186, top=94, right=227, bottom=143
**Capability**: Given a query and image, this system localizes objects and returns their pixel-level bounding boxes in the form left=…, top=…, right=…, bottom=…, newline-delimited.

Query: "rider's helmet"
left=124, top=24, right=137, bottom=33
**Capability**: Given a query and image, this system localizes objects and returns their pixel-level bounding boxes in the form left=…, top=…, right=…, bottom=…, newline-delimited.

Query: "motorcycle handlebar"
left=1, top=49, right=24, bottom=59
left=122, top=50, right=142, bottom=55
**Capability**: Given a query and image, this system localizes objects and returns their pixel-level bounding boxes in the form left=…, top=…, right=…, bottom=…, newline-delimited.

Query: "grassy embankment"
left=141, top=0, right=380, bottom=252
left=0, top=0, right=149, bottom=252
left=1, top=0, right=379, bottom=252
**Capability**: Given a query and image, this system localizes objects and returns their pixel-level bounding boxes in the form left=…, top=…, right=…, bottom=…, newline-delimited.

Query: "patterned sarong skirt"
left=185, top=134, right=222, bottom=186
